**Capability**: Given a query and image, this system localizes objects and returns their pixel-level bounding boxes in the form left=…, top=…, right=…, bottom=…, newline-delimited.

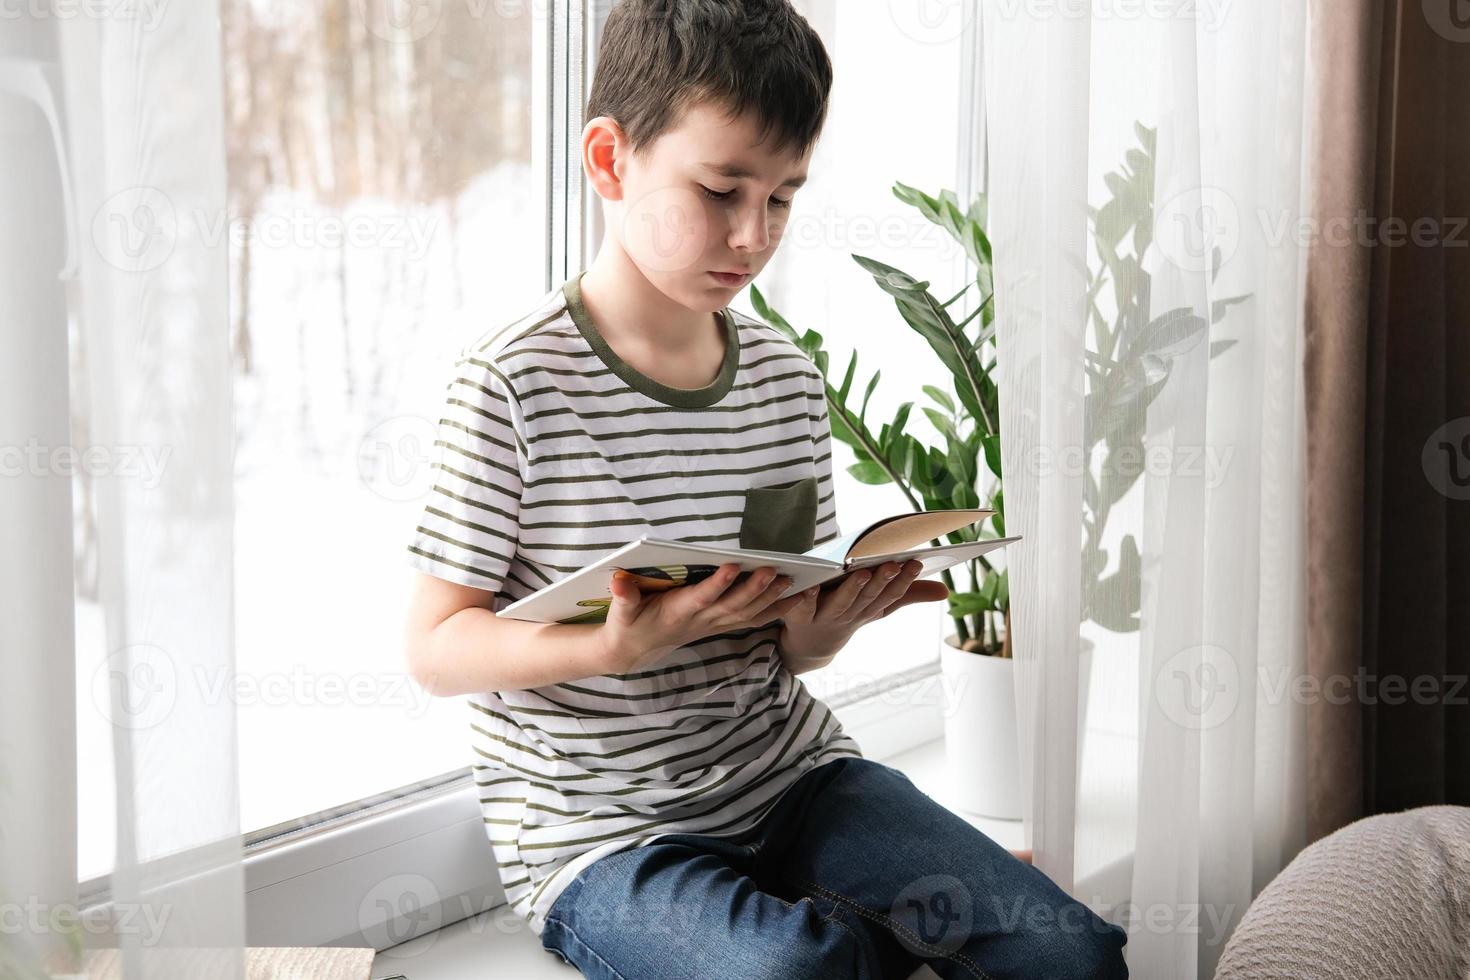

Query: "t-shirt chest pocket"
left=738, top=475, right=818, bottom=554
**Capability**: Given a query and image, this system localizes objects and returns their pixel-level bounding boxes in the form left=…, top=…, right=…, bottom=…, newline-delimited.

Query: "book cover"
left=495, top=508, right=1019, bottom=625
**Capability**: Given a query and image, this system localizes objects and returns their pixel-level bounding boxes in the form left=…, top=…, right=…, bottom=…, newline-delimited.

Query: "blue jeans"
left=540, top=756, right=1128, bottom=979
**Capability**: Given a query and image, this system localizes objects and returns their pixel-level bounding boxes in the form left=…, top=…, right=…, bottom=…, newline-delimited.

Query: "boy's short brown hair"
left=586, top=0, right=833, bottom=159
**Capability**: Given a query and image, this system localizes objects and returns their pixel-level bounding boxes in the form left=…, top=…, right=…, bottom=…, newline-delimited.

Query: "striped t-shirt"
left=404, top=270, right=864, bottom=936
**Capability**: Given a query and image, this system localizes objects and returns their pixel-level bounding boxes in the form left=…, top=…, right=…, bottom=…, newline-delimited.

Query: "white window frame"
left=75, top=0, right=986, bottom=950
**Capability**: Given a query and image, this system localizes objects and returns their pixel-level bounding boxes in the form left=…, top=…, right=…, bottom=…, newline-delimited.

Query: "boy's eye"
left=699, top=185, right=795, bottom=210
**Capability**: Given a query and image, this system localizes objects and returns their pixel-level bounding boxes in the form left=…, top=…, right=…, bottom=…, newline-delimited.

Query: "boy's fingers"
left=763, top=589, right=816, bottom=625
left=880, top=580, right=949, bottom=615
left=868, top=562, right=921, bottom=608
left=685, top=564, right=741, bottom=608
left=605, top=575, right=639, bottom=626
left=828, top=570, right=872, bottom=619
left=732, top=574, right=793, bottom=620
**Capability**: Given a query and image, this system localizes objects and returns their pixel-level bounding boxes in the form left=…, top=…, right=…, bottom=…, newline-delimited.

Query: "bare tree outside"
left=218, top=0, right=531, bottom=476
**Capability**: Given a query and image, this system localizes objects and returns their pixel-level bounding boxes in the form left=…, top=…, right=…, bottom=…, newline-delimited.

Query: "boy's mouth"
left=709, top=270, right=751, bottom=287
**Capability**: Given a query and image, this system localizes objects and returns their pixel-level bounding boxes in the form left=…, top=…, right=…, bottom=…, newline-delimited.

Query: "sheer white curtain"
left=981, top=2, right=1312, bottom=977
left=2, top=3, right=244, bottom=978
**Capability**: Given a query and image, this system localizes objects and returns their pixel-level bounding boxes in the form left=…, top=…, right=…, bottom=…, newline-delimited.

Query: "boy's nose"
left=729, top=205, right=771, bottom=252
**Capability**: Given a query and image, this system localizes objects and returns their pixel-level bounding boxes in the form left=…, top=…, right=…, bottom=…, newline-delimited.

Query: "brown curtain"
left=1305, top=0, right=1470, bottom=842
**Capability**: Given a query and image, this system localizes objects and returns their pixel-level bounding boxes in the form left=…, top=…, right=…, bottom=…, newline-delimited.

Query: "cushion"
left=1214, top=805, right=1470, bottom=979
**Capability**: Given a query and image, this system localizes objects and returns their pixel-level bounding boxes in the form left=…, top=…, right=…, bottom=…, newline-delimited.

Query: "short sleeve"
left=405, top=353, right=525, bottom=594
left=808, top=367, right=842, bottom=548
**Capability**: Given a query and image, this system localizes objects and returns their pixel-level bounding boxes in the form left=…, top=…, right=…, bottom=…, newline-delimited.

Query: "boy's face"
left=593, top=99, right=813, bottom=314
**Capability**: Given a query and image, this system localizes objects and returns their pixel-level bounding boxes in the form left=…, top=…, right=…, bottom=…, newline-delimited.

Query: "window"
left=66, top=2, right=984, bottom=944
left=77, top=0, right=545, bottom=881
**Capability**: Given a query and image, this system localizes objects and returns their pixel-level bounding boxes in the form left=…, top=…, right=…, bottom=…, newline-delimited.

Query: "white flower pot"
left=938, top=633, right=1022, bottom=820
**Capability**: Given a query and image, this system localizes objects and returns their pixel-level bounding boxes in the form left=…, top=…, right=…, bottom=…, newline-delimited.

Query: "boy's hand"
left=599, top=563, right=809, bottom=674
left=776, top=560, right=949, bottom=669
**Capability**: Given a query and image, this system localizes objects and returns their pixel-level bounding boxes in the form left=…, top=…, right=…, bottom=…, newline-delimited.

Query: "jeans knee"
left=740, top=916, right=865, bottom=980
left=1027, top=919, right=1129, bottom=980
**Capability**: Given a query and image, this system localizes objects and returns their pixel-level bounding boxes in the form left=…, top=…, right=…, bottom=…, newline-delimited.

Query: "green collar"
left=562, top=271, right=740, bottom=409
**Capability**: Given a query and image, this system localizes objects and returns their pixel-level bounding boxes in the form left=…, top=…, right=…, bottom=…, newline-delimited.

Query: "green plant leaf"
left=750, top=284, right=800, bottom=340
left=949, top=591, right=993, bottom=616
left=981, top=433, right=1003, bottom=480
left=923, top=407, right=957, bottom=439
left=888, top=435, right=916, bottom=477
left=860, top=369, right=881, bottom=425
left=838, top=351, right=858, bottom=401
left=851, top=253, right=993, bottom=433
left=967, top=192, right=988, bottom=229
left=922, top=385, right=955, bottom=413
left=945, top=432, right=976, bottom=488
left=891, top=401, right=914, bottom=441
left=828, top=398, right=859, bottom=447
left=847, top=460, right=891, bottom=485
left=910, top=445, right=935, bottom=492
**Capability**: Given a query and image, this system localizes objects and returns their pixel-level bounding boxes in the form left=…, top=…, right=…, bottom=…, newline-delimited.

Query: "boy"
left=403, top=0, right=1128, bottom=976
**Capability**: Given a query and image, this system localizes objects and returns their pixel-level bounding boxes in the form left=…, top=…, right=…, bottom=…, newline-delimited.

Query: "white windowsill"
left=369, top=734, right=1022, bottom=979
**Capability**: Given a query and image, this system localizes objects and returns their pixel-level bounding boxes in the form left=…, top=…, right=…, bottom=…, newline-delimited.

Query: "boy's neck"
left=576, top=246, right=723, bottom=357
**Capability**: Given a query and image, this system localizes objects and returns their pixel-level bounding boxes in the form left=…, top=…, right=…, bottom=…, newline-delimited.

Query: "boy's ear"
left=583, top=116, right=628, bottom=202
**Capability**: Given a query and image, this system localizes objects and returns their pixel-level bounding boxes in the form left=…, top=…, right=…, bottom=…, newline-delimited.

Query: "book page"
left=846, top=536, right=1021, bottom=575
left=844, top=509, right=992, bottom=560
left=802, top=528, right=864, bottom=565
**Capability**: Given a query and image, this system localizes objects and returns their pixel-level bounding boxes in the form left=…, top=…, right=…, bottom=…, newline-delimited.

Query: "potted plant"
left=753, top=181, right=1021, bottom=818
left=753, top=129, right=1254, bottom=818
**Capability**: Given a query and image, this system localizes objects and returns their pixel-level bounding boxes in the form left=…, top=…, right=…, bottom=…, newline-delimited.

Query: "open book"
left=495, top=508, right=1020, bottom=625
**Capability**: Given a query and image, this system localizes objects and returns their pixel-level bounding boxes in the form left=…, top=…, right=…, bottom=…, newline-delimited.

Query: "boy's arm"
left=775, top=629, right=839, bottom=676
left=405, top=354, right=590, bottom=695
left=404, top=573, right=615, bottom=695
